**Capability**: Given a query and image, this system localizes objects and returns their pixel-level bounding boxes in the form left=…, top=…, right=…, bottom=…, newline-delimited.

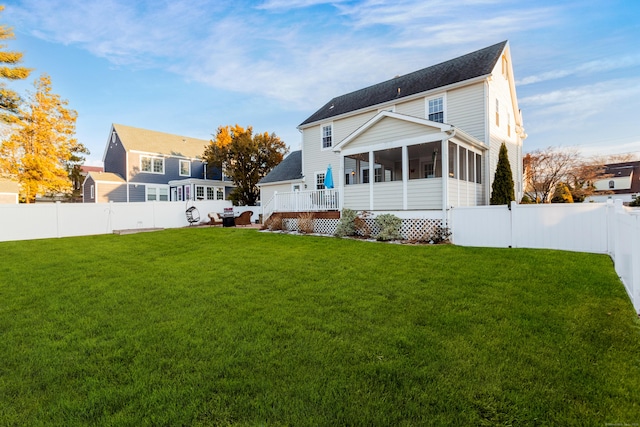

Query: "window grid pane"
left=322, top=125, right=332, bottom=148
left=428, top=97, right=444, bottom=123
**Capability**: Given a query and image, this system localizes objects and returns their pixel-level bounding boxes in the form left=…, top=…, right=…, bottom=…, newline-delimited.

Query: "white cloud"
left=517, top=55, right=640, bottom=86
left=256, top=0, right=348, bottom=10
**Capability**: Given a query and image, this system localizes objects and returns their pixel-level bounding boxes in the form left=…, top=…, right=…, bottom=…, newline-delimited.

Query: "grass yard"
left=1, top=228, right=639, bottom=426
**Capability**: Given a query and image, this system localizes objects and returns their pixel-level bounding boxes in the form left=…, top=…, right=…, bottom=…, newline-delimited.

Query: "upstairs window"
left=179, top=160, right=191, bottom=176
left=141, top=156, right=164, bottom=174
left=428, top=97, right=444, bottom=123
left=322, top=124, right=333, bottom=149
left=495, top=99, right=500, bottom=126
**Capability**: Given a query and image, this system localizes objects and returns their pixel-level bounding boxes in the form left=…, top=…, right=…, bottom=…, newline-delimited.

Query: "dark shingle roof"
left=259, top=150, right=303, bottom=184
left=300, top=41, right=507, bottom=127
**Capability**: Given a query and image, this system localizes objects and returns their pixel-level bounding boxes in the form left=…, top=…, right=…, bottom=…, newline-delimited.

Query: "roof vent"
left=397, top=87, right=401, bottom=96
left=329, top=104, right=334, bottom=110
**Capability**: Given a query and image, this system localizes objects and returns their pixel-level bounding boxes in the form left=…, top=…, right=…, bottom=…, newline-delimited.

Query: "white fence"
left=451, top=201, right=640, bottom=314
left=262, top=189, right=340, bottom=222
left=0, top=200, right=239, bottom=242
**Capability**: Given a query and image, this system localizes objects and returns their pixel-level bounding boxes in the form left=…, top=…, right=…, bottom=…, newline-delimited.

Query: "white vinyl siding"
left=333, top=110, right=377, bottom=142
left=447, top=179, right=483, bottom=207
left=343, top=117, right=438, bottom=152
left=372, top=182, right=403, bottom=210
left=447, top=84, right=485, bottom=141
left=395, top=98, right=425, bottom=117
left=407, top=179, right=443, bottom=210
left=343, top=185, right=370, bottom=210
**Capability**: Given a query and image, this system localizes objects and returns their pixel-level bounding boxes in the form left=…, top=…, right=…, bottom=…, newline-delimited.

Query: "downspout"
left=442, top=128, right=456, bottom=226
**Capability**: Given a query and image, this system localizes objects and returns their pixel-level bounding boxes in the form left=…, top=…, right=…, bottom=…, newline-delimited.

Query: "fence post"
left=509, top=201, right=516, bottom=248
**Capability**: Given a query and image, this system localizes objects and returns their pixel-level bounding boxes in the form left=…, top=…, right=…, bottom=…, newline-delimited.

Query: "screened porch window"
left=373, top=147, right=402, bottom=182
left=344, top=152, right=369, bottom=185
left=448, top=141, right=457, bottom=178
left=408, top=142, right=441, bottom=179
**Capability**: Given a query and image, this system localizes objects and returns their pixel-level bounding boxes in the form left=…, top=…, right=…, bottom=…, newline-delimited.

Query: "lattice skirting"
left=281, top=217, right=443, bottom=241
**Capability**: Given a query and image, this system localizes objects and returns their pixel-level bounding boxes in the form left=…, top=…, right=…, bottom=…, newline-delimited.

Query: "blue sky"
left=3, top=0, right=639, bottom=166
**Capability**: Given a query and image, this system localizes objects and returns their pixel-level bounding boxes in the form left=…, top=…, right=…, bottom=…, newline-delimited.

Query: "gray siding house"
left=83, top=124, right=234, bottom=203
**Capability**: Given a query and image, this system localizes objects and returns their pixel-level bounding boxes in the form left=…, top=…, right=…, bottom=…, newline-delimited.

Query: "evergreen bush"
left=490, top=143, right=515, bottom=205
left=334, top=209, right=358, bottom=237
left=374, top=214, right=402, bottom=241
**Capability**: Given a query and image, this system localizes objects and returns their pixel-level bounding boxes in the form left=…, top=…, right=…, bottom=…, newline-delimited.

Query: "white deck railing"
left=262, top=189, right=341, bottom=221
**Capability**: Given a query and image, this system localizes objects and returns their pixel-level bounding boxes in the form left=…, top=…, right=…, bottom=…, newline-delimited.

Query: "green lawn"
left=1, top=228, right=639, bottom=426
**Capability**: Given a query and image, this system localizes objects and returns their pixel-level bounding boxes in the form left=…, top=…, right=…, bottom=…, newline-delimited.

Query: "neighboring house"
left=83, top=124, right=234, bottom=203
left=586, top=161, right=640, bottom=204
left=259, top=41, right=526, bottom=222
left=0, top=177, right=19, bottom=204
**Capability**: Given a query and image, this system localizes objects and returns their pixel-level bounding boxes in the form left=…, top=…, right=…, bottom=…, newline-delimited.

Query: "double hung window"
left=428, top=97, right=444, bottom=123
left=322, top=124, right=333, bottom=149
left=141, top=156, right=164, bottom=174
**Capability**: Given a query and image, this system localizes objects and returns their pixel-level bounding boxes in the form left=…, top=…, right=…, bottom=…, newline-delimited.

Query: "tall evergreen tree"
left=0, top=5, right=32, bottom=122
left=490, top=142, right=515, bottom=205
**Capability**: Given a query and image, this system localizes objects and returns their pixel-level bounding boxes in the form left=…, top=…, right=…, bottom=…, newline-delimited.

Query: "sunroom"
left=334, top=111, right=487, bottom=214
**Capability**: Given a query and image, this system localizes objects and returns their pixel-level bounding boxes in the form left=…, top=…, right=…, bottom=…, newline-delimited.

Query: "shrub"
left=490, top=142, right=515, bottom=205
left=334, top=208, right=358, bottom=237
left=297, top=212, right=315, bottom=234
left=374, top=214, right=402, bottom=241
left=354, top=210, right=372, bottom=238
left=429, top=226, right=452, bottom=244
left=520, top=194, right=534, bottom=204
left=268, top=215, right=283, bottom=231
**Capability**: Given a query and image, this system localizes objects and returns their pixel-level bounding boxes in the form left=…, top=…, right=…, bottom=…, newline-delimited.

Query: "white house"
left=259, top=41, right=526, bottom=224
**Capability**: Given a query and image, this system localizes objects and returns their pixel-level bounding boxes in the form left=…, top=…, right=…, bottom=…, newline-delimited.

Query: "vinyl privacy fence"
left=0, top=200, right=238, bottom=241
left=450, top=200, right=640, bottom=314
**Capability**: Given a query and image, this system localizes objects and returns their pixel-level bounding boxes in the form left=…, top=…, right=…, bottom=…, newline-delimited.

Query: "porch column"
left=369, top=150, right=374, bottom=210
left=402, top=145, right=408, bottom=210
left=441, top=138, right=449, bottom=225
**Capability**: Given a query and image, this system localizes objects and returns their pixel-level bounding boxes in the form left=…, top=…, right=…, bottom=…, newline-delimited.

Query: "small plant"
left=374, top=214, right=402, bottom=241
left=354, top=210, right=372, bottom=238
left=268, top=215, right=283, bottom=231
left=429, top=225, right=452, bottom=244
left=334, top=208, right=358, bottom=237
left=297, top=212, right=315, bottom=234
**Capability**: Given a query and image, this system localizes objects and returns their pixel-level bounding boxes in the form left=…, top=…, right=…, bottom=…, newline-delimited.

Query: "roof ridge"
left=300, top=41, right=507, bottom=127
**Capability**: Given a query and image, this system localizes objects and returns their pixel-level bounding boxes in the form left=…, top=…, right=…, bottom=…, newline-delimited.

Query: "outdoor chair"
left=208, top=212, right=223, bottom=226
left=234, top=211, right=253, bottom=226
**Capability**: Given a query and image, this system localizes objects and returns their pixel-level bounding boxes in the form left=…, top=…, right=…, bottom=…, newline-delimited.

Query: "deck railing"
left=262, top=189, right=340, bottom=221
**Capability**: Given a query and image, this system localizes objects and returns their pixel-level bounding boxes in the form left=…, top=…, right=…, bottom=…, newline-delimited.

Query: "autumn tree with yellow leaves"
left=0, top=74, right=88, bottom=203
left=204, top=125, right=288, bottom=206
left=0, top=5, right=32, bottom=122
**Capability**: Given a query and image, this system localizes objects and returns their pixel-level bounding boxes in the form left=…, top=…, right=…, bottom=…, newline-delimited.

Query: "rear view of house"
left=83, top=124, right=234, bottom=203
left=260, top=41, right=526, bottom=223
